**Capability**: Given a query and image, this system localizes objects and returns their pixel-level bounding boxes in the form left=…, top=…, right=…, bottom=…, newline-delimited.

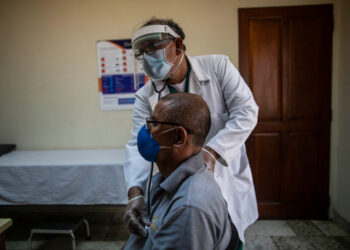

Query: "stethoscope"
left=146, top=52, right=189, bottom=219
left=146, top=82, right=164, bottom=219
left=146, top=81, right=166, bottom=217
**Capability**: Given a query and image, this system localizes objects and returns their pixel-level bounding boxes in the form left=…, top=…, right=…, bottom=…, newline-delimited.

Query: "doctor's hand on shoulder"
left=123, top=186, right=150, bottom=237
left=202, top=146, right=219, bottom=175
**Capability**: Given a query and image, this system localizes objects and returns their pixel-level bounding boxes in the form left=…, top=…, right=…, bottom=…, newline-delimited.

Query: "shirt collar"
left=159, top=152, right=205, bottom=194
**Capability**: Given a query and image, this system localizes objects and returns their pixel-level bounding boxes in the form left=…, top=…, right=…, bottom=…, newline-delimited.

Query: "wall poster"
left=96, top=39, right=147, bottom=110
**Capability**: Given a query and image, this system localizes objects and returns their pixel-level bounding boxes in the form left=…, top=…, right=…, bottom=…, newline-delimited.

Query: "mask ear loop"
left=166, top=51, right=184, bottom=81
left=166, top=38, right=184, bottom=80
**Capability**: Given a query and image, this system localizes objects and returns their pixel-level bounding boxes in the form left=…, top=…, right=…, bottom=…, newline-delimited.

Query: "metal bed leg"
left=82, top=219, right=91, bottom=240
left=27, top=231, right=33, bottom=250
left=69, top=231, right=76, bottom=250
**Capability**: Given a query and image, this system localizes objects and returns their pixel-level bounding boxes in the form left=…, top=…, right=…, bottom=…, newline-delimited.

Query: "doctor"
left=123, top=18, right=259, bottom=248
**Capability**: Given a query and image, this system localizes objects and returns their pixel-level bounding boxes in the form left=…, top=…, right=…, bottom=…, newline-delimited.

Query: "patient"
left=124, top=93, right=233, bottom=250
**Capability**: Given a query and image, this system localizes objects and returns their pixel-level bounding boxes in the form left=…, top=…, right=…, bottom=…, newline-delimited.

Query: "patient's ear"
left=173, top=127, right=187, bottom=148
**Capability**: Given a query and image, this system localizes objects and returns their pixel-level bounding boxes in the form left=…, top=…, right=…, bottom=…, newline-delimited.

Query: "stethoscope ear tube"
left=147, top=162, right=154, bottom=217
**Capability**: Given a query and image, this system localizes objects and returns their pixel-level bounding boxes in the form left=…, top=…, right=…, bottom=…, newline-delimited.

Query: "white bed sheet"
left=0, top=149, right=127, bottom=205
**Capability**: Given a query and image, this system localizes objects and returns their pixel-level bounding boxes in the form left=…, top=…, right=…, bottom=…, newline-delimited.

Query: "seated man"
left=124, top=93, right=235, bottom=250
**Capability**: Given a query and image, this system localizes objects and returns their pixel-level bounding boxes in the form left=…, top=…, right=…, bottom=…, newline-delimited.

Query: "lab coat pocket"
left=232, top=166, right=253, bottom=199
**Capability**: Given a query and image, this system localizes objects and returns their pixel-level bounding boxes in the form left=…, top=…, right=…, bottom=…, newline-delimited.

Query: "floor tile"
left=96, top=241, right=125, bottom=250
left=246, top=220, right=296, bottom=237
left=76, top=240, right=108, bottom=250
left=8, top=239, right=126, bottom=250
left=245, top=235, right=278, bottom=250
left=287, top=220, right=324, bottom=236
left=75, top=240, right=125, bottom=250
left=333, top=236, right=350, bottom=250
left=76, top=240, right=104, bottom=250
left=245, top=221, right=266, bottom=237
left=312, top=220, right=349, bottom=236
left=24, top=240, right=49, bottom=250
left=272, top=236, right=316, bottom=250
left=305, top=236, right=349, bottom=250
left=260, top=220, right=296, bottom=236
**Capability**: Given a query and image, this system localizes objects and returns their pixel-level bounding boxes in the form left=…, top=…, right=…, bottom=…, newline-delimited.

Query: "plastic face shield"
left=132, top=25, right=180, bottom=89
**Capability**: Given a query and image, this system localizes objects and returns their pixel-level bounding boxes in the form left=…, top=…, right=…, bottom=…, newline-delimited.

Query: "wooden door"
left=239, top=5, right=333, bottom=219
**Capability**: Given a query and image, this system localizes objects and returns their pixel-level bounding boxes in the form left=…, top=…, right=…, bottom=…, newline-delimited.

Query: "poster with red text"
left=96, top=39, right=146, bottom=110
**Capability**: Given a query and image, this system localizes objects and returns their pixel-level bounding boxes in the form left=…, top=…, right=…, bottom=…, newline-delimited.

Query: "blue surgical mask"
left=142, top=42, right=175, bottom=80
left=137, top=124, right=176, bottom=162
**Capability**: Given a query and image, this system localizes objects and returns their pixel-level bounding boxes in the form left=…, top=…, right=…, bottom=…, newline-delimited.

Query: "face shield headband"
left=132, top=25, right=180, bottom=51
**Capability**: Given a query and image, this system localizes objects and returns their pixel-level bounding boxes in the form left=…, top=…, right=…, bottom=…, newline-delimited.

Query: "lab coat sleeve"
left=123, top=89, right=153, bottom=194
left=206, top=55, right=258, bottom=167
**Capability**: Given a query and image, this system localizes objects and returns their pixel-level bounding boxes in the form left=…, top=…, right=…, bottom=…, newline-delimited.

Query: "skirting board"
left=330, top=208, right=350, bottom=234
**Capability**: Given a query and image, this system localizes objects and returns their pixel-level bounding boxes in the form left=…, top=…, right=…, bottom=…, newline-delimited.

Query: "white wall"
left=1, top=0, right=349, bottom=221
left=330, top=0, right=350, bottom=222
left=0, top=0, right=334, bottom=150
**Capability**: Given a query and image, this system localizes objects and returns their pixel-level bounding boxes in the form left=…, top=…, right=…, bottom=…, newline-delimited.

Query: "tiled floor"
left=5, top=220, right=350, bottom=250
left=245, top=220, right=350, bottom=250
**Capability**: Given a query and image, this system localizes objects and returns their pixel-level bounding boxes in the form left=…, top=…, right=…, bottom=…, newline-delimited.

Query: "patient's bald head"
left=157, top=93, right=211, bottom=146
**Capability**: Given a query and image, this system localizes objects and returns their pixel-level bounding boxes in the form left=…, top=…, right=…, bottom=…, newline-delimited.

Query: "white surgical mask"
left=143, top=42, right=177, bottom=80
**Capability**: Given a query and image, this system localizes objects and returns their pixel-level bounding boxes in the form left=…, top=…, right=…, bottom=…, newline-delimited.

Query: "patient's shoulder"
left=177, top=167, right=227, bottom=216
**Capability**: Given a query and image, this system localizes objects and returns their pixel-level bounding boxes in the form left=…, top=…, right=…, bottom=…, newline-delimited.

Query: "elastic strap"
left=132, top=25, right=180, bottom=43
left=202, top=147, right=216, bottom=161
left=167, top=59, right=191, bottom=93
left=128, top=195, right=144, bottom=203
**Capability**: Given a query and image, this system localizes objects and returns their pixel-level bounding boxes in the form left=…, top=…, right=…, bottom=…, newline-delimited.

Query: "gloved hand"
left=202, top=146, right=219, bottom=175
left=123, top=191, right=150, bottom=237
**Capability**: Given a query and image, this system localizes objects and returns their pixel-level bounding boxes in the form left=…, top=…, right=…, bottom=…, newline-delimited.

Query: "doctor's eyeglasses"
left=134, top=38, right=174, bottom=61
left=146, top=117, right=193, bottom=135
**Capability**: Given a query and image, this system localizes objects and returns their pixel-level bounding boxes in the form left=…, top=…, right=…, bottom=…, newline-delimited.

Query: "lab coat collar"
left=186, top=55, right=211, bottom=82
left=148, top=54, right=210, bottom=110
left=159, top=152, right=204, bottom=194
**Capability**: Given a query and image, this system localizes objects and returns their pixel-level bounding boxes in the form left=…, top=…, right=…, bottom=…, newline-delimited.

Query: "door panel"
left=251, top=19, right=282, bottom=121
left=250, top=132, right=283, bottom=218
left=283, top=132, right=319, bottom=202
left=253, top=133, right=281, bottom=202
left=288, top=18, right=322, bottom=121
left=239, top=5, right=332, bottom=219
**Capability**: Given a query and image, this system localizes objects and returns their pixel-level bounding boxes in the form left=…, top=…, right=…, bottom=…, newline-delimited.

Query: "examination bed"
left=0, top=149, right=128, bottom=205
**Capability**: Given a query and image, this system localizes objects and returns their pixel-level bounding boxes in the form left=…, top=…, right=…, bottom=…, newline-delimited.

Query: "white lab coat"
left=124, top=54, right=259, bottom=242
